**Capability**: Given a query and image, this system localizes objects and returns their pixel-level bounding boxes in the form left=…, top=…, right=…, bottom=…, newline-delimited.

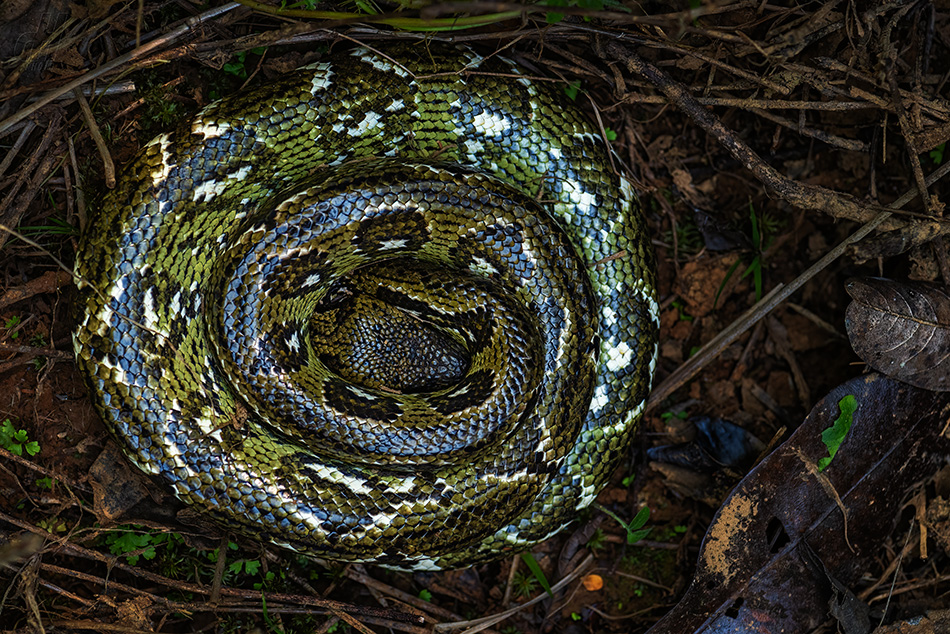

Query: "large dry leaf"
left=647, top=374, right=950, bottom=633
left=845, top=277, right=950, bottom=391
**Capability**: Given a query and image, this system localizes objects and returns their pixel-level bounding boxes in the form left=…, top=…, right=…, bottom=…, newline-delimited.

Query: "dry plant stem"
left=815, top=57, right=950, bottom=122
left=0, top=270, right=72, bottom=311
left=0, top=343, right=72, bottom=359
left=435, top=555, right=595, bottom=634
left=0, top=447, right=90, bottom=493
left=0, top=121, right=36, bottom=178
left=611, top=95, right=890, bottom=112
left=0, top=2, right=242, bottom=137
left=502, top=553, right=520, bottom=605
left=648, top=224, right=859, bottom=408
left=73, top=88, right=115, bottom=189
left=0, top=118, right=65, bottom=252
left=751, top=107, right=866, bottom=151
left=345, top=565, right=482, bottom=629
left=606, top=42, right=905, bottom=229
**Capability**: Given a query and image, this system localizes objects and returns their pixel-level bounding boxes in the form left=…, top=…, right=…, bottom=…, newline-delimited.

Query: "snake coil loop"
left=74, top=44, right=659, bottom=569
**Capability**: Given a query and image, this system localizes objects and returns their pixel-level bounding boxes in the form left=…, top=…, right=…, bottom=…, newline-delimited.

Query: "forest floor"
left=0, top=2, right=948, bottom=634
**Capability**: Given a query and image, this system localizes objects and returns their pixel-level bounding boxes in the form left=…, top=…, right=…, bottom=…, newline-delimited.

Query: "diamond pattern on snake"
left=73, top=43, right=659, bottom=570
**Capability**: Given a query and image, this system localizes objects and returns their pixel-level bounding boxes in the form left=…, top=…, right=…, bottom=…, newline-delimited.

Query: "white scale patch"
left=463, top=50, right=485, bottom=66
left=192, top=120, right=230, bottom=140
left=305, top=62, right=333, bottom=95
left=353, top=49, right=410, bottom=77
left=287, top=332, right=301, bottom=353
left=619, top=175, right=636, bottom=205
left=347, top=385, right=378, bottom=400
left=471, top=111, right=511, bottom=137
left=98, top=354, right=128, bottom=398
left=589, top=382, right=609, bottom=414
left=446, top=385, right=470, bottom=399
left=287, top=506, right=325, bottom=531
left=141, top=287, right=170, bottom=338
left=385, top=99, right=405, bottom=113
left=563, top=179, right=597, bottom=215
left=159, top=436, right=188, bottom=470
left=169, top=290, right=182, bottom=315
left=305, top=463, right=373, bottom=496
left=468, top=256, right=499, bottom=277
left=378, top=238, right=407, bottom=250
left=192, top=165, right=252, bottom=203
left=649, top=341, right=660, bottom=377
left=574, top=131, right=598, bottom=144
left=148, top=133, right=175, bottom=186
left=348, top=110, right=382, bottom=136
left=192, top=412, right=220, bottom=436
left=397, top=556, right=442, bottom=571
left=604, top=339, right=633, bottom=373
left=463, top=138, right=485, bottom=158
left=576, top=482, right=599, bottom=510
left=302, top=272, right=321, bottom=287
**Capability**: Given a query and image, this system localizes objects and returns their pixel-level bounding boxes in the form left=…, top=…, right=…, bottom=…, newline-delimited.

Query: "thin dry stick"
left=0, top=121, right=36, bottom=178
left=73, top=88, right=115, bottom=189
left=435, top=555, right=595, bottom=634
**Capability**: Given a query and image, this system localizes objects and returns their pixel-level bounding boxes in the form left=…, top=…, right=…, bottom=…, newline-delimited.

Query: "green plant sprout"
left=564, top=80, right=582, bottom=100
left=0, top=419, right=40, bottom=456
left=511, top=569, right=539, bottom=598
left=519, top=551, right=553, bottom=596
left=715, top=201, right=783, bottom=308
left=224, top=47, right=268, bottom=79
left=930, top=142, right=945, bottom=165
left=593, top=503, right=651, bottom=544
left=4, top=316, right=21, bottom=339
left=103, top=526, right=179, bottom=565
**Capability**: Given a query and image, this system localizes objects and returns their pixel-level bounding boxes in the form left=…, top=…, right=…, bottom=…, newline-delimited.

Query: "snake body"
left=73, top=44, right=659, bottom=569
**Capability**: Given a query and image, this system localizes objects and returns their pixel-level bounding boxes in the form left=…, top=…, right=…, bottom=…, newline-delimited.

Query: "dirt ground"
left=1, top=2, right=949, bottom=633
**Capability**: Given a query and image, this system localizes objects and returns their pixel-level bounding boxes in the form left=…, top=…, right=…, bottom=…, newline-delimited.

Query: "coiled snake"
left=73, top=43, right=659, bottom=569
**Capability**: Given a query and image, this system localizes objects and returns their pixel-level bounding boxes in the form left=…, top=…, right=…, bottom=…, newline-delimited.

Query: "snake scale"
left=73, top=43, right=659, bottom=570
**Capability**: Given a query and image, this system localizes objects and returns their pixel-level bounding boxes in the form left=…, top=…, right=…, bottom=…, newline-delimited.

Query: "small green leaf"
left=818, top=394, right=857, bottom=471
left=930, top=143, right=945, bottom=165
left=593, top=502, right=652, bottom=544
left=418, top=588, right=432, bottom=601
left=519, top=552, right=553, bottom=596
left=604, top=127, right=617, bottom=142
left=563, top=80, right=581, bottom=101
